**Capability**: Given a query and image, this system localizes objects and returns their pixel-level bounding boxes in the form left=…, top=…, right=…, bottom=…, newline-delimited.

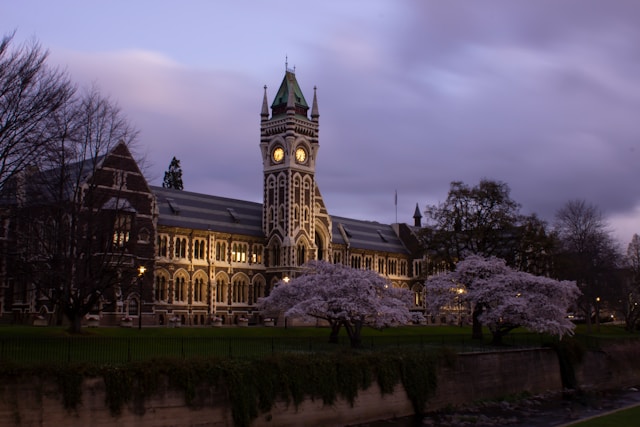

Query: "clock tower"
left=260, top=67, right=329, bottom=285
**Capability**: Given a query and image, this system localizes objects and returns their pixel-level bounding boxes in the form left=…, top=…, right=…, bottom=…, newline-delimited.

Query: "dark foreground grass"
left=0, top=324, right=636, bottom=364
left=0, top=324, right=486, bottom=364
left=0, top=324, right=475, bottom=338
left=564, top=404, right=640, bottom=427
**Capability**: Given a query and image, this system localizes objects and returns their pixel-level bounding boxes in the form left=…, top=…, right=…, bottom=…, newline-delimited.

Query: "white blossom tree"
left=258, top=261, right=417, bottom=348
left=424, top=256, right=580, bottom=345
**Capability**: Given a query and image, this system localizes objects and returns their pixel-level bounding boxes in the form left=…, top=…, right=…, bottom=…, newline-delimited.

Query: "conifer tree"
left=162, top=156, right=184, bottom=190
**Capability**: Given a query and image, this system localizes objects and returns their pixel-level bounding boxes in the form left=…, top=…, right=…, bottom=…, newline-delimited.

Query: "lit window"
left=113, top=214, right=132, bottom=248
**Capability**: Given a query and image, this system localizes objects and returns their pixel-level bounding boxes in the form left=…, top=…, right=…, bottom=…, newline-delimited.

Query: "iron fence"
left=0, top=333, right=566, bottom=365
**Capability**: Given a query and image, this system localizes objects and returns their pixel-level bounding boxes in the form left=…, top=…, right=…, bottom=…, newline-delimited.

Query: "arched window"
left=250, top=244, right=263, bottom=264
left=365, top=257, right=373, bottom=270
left=350, top=255, right=361, bottom=269
left=315, top=232, right=324, bottom=261
left=174, top=276, right=186, bottom=301
left=155, top=275, right=168, bottom=301
left=216, top=242, right=227, bottom=262
left=296, top=244, right=306, bottom=266
left=278, top=205, right=285, bottom=229
left=158, top=235, right=168, bottom=257
left=232, top=278, right=247, bottom=303
left=175, top=237, right=187, bottom=258
left=252, top=281, right=265, bottom=305
left=112, top=214, right=132, bottom=248
left=271, top=244, right=281, bottom=267
left=216, top=279, right=227, bottom=303
left=193, top=277, right=205, bottom=303
left=128, top=297, right=139, bottom=317
left=194, top=239, right=206, bottom=260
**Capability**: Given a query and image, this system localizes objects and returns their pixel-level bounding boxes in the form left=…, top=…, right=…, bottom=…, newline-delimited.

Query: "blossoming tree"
left=424, top=255, right=580, bottom=344
left=258, top=261, right=417, bottom=348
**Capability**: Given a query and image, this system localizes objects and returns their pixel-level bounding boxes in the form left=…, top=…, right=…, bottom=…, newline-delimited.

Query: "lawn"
left=0, top=323, right=636, bottom=365
left=564, top=404, right=640, bottom=427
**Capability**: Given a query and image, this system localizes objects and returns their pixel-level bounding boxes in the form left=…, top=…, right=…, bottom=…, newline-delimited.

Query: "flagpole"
left=395, top=190, right=397, bottom=224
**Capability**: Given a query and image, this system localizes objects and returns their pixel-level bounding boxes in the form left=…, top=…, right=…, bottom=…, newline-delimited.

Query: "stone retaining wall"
left=1, top=347, right=637, bottom=427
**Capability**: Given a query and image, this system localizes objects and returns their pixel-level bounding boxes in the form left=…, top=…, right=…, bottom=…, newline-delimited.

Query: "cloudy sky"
left=3, top=1, right=640, bottom=246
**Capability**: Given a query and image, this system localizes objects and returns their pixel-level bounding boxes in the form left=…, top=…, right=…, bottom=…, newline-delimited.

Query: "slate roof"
left=152, top=186, right=410, bottom=255
left=331, top=216, right=410, bottom=254
left=152, top=186, right=264, bottom=237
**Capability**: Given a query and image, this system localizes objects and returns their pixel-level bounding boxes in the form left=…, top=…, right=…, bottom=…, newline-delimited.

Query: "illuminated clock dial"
left=295, top=147, right=307, bottom=163
left=272, top=147, right=284, bottom=163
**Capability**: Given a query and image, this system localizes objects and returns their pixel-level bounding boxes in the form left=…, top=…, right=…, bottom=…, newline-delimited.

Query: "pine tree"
left=162, top=157, right=184, bottom=190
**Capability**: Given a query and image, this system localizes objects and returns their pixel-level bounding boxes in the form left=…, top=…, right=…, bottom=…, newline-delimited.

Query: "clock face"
left=272, top=147, right=284, bottom=163
left=295, top=147, right=307, bottom=163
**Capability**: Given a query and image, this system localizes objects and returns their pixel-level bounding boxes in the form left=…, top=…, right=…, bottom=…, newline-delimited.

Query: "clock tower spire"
left=260, top=68, right=326, bottom=286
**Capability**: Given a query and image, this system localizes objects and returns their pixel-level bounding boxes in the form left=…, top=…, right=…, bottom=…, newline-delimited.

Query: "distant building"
left=0, top=69, right=426, bottom=326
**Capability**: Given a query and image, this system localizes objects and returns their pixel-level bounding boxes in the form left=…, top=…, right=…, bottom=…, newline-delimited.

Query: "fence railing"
left=0, top=333, right=571, bottom=365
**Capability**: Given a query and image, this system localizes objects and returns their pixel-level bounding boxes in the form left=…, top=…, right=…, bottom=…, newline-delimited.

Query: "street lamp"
left=138, top=265, right=146, bottom=330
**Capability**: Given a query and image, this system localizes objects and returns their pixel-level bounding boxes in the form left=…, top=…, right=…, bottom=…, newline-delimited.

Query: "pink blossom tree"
left=258, top=261, right=417, bottom=348
left=424, top=255, right=580, bottom=345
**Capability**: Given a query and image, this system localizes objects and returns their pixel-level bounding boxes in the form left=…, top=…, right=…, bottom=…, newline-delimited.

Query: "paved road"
left=351, top=387, right=640, bottom=427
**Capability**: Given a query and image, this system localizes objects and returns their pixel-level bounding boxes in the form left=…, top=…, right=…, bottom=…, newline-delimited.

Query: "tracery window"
left=232, top=243, right=248, bottom=263
left=216, top=241, right=227, bottom=262
left=193, top=239, right=206, bottom=260
left=155, top=275, right=168, bottom=301
left=250, top=244, right=263, bottom=264
left=296, top=244, right=306, bottom=266
left=174, top=237, right=187, bottom=258
left=350, top=255, right=362, bottom=269
left=112, top=214, right=132, bottom=248
left=216, top=279, right=227, bottom=303
left=174, top=276, right=186, bottom=301
left=387, top=259, right=397, bottom=275
left=232, top=279, right=247, bottom=303
left=364, top=256, right=373, bottom=270
left=193, top=277, right=205, bottom=302
left=158, top=235, right=168, bottom=257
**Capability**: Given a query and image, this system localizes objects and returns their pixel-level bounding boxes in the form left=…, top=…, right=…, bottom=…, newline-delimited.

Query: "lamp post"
left=595, top=296, right=601, bottom=332
left=138, top=265, right=146, bottom=330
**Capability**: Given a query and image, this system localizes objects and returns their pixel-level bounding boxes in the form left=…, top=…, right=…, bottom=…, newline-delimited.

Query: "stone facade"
left=0, top=69, right=426, bottom=326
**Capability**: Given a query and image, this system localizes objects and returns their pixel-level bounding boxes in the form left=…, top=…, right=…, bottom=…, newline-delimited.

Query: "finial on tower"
left=261, top=85, right=269, bottom=120
left=311, top=85, right=319, bottom=121
left=285, top=55, right=295, bottom=73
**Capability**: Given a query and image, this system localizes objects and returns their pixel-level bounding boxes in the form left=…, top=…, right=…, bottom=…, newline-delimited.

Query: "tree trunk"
left=472, top=304, right=483, bottom=340
left=343, top=321, right=363, bottom=349
left=68, top=313, right=83, bottom=334
left=328, top=321, right=341, bottom=344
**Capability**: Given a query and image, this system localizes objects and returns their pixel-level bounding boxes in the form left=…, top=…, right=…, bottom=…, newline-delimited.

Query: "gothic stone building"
left=1, top=69, right=425, bottom=327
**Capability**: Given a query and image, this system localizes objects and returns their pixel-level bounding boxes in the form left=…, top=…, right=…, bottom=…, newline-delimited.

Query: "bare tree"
left=10, top=87, right=146, bottom=333
left=0, top=32, right=75, bottom=192
left=618, top=234, right=640, bottom=331
left=554, top=200, right=621, bottom=332
left=422, top=179, right=556, bottom=339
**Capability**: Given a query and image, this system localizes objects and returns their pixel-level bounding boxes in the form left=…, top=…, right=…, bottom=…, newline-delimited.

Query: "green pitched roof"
left=271, top=71, right=309, bottom=116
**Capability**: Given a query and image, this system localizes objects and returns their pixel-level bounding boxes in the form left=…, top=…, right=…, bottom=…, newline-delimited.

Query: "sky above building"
left=3, top=0, right=639, bottom=246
